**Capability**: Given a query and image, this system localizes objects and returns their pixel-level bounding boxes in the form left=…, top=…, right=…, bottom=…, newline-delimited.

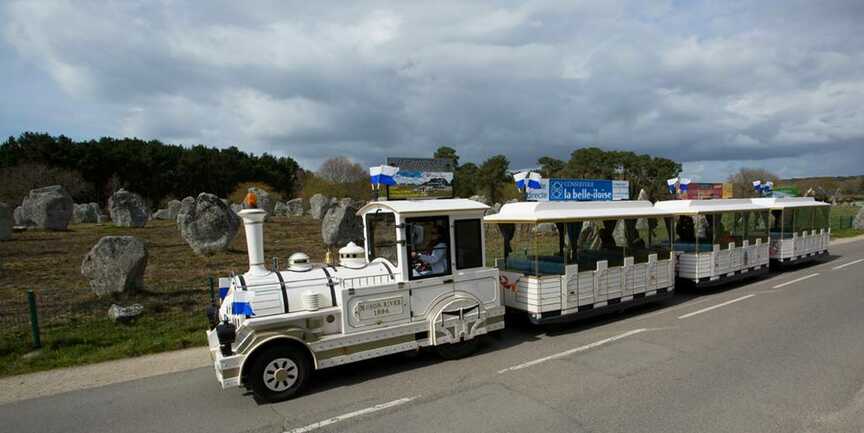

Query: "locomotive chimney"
left=238, top=191, right=269, bottom=275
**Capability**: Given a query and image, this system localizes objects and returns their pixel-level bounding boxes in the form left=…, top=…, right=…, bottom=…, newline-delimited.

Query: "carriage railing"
left=338, top=273, right=396, bottom=290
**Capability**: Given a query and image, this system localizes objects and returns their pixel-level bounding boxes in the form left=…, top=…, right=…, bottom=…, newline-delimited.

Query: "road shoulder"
left=0, top=346, right=210, bottom=405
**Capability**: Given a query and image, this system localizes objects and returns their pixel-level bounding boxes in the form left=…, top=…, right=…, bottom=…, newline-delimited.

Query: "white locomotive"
left=206, top=198, right=504, bottom=401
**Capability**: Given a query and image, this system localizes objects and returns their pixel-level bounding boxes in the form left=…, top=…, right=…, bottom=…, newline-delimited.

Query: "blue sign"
left=548, top=179, right=629, bottom=201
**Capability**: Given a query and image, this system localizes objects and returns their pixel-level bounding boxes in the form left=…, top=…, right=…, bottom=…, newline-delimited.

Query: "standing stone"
left=286, top=198, right=304, bottom=216
left=81, top=236, right=148, bottom=296
left=0, top=202, right=11, bottom=240
left=153, top=199, right=183, bottom=221
left=579, top=222, right=602, bottom=250
left=21, top=185, right=74, bottom=230
left=167, top=199, right=182, bottom=219
left=109, top=189, right=149, bottom=227
left=244, top=187, right=274, bottom=219
left=469, top=195, right=489, bottom=205
left=321, top=202, right=363, bottom=247
left=177, top=193, right=241, bottom=255
left=853, top=207, right=864, bottom=230
left=13, top=206, right=30, bottom=226
left=72, top=203, right=99, bottom=224
left=308, top=194, right=333, bottom=220
left=274, top=201, right=289, bottom=217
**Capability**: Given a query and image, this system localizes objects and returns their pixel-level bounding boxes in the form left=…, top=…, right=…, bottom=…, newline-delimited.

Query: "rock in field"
left=177, top=193, right=241, bottom=255
left=853, top=207, right=864, bottom=230
left=13, top=206, right=30, bottom=226
left=158, top=199, right=183, bottom=221
left=321, top=201, right=363, bottom=247
left=81, top=236, right=148, bottom=296
left=273, top=201, right=289, bottom=216
left=0, top=202, right=11, bottom=240
left=109, top=189, right=149, bottom=227
left=108, top=303, right=144, bottom=323
left=308, top=194, right=332, bottom=219
left=20, top=185, right=74, bottom=230
left=469, top=195, right=489, bottom=205
left=285, top=198, right=305, bottom=216
left=72, top=203, right=100, bottom=224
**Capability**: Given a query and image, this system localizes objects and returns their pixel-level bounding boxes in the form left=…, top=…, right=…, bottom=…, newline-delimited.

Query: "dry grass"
left=0, top=216, right=329, bottom=298
left=0, top=216, right=331, bottom=377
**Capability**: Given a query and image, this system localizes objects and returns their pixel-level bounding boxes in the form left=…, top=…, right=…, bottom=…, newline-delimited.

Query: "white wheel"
left=263, top=358, right=299, bottom=392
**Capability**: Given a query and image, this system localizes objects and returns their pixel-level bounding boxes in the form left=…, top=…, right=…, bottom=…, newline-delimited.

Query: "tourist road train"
left=206, top=196, right=830, bottom=401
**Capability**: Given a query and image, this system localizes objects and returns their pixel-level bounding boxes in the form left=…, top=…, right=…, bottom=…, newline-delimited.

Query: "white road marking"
left=833, top=258, right=864, bottom=271
left=284, top=396, right=419, bottom=433
left=677, top=294, right=756, bottom=319
left=498, top=328, right=649, bottom=373
left=772, top=273, right=820, bottom=289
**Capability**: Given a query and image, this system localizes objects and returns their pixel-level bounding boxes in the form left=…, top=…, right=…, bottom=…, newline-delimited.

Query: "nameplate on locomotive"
left=355, top=297, right=404, bottom=320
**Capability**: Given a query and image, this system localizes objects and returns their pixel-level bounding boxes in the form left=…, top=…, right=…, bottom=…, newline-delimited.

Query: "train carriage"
left=653, top=199, right=771, bottom=286
left=483, top=200, right=678, bottom=324
left=751, top=197, right=831, bottom=264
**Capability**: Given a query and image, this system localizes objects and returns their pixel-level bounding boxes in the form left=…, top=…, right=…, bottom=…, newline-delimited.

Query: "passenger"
left=412, top=225, right=448, bottom=276
left=677, top=216, right=695, bottom=243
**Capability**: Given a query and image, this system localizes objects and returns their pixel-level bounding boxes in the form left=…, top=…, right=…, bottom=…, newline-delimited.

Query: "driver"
left=412, top=225, right=448, bottom=276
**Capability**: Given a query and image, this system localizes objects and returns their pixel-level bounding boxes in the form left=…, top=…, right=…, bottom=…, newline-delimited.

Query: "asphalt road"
left=3, top=240, right=864, bottom=433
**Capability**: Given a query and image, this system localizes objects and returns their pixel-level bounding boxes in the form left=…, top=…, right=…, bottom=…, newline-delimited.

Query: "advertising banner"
left=722, top=182, right=734, bottom=198
left=681, top=183, right=724, bottom=200
left=546, top=179, right=629, bottom=201
left=525, top=179, right=549, bottom=201
left=385, top=157, right=454, bottom=200
left=773, top=186, right=800, bottom=198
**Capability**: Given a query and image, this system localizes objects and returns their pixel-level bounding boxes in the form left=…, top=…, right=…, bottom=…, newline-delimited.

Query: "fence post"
left=26, top=290, right=42, bottom=349
left=208, top=277, right=215, bottom=304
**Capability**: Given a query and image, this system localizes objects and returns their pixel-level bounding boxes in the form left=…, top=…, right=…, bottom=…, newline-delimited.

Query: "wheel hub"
left=263, top=358, right=298, bottom=392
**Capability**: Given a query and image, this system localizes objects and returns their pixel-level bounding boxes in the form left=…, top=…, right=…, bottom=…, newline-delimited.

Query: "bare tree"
left=0, top=162, right=94, bottom=205
left=727, top=168, right=780, bottom=198
left=316, top=157, right=367, bottom=184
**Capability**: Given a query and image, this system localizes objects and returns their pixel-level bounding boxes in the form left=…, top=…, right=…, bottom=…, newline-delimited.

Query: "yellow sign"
left=722, top=183, right=734, bottom=198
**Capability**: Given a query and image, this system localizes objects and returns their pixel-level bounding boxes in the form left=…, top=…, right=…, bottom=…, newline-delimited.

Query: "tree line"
left=0, top=131, right=688, bottom=207
left=0, top=133, right=300, bottom=206
left=434, top=146, right=682, bottom=203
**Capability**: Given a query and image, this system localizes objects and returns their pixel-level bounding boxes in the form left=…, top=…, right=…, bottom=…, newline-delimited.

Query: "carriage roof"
left=484, top=200, right=678, bottom=223
left=357, top=198, right=489, bottom=217
left=653, top=199, right=766, bottom=214
left=750, top=197, right=830, bottom=209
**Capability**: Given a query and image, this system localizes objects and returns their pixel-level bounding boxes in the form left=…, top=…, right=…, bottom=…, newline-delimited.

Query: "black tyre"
left=248, top=345, right=311, bottom=402
left=435, top=337, right=480, bottom=360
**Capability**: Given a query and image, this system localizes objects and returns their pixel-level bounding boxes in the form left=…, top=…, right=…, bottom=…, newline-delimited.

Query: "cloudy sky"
left=2, top=0, right=862, bottom=181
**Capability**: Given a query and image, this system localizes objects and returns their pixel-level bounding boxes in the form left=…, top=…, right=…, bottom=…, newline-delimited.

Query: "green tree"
left=478, top=155, right=510, bottom=203
left=454, top=162, right=479, bottom=197
left=559, top=147, right=680, bottom=200
left=433, top=146, right=459, bottom=167
left=537, top=156, right=565, bottom=178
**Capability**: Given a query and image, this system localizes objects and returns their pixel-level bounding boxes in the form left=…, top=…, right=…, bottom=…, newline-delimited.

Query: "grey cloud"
left=1, top=0, right=863, bottom=177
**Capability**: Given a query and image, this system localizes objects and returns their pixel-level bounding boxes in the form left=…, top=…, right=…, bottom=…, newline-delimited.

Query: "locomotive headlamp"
left=216, top=320, right=237, bottom=356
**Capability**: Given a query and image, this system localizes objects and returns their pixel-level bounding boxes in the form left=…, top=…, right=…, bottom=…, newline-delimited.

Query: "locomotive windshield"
left=365, top=212, right=398, bottom=265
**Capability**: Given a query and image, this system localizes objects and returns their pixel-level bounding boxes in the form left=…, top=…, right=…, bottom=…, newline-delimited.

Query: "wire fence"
left=0, top=279, right=218, bottom=363
left=831, top=215, right=856, bottom=230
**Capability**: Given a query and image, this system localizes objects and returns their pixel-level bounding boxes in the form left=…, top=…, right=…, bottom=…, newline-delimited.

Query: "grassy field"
left=0, top=216, right=328, bottom=377
left=0, top=204, right=861, bottom=377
